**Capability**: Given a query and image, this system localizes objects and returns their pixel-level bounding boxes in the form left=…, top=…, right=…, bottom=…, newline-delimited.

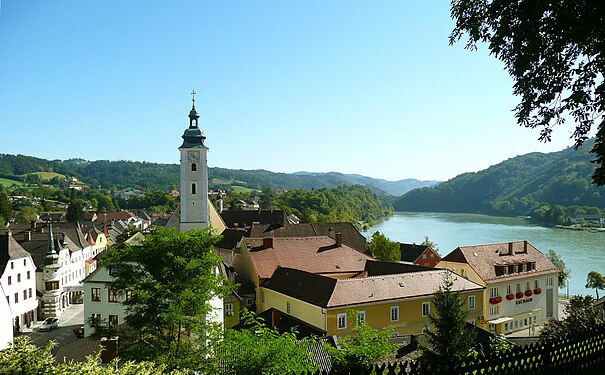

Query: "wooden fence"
left=304, top=322, right=605, bottom=374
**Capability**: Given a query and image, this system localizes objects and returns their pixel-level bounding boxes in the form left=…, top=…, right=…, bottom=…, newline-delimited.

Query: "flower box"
left=489, top=296, right=502, bottom=304
left=516, top=291, right=524, bottom=299
left=534, top=288, right=542, bottom=295
left=506, top=294, right=515, bottom=300
left=525, top=290, right=533, bottom=297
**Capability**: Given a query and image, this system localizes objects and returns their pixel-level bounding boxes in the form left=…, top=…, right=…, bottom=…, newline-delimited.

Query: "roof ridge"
left=336, top=269, right=443, bottom=282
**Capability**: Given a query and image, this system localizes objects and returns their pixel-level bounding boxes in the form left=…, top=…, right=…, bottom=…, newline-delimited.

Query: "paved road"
left=18, top=304, right=84, bottom=349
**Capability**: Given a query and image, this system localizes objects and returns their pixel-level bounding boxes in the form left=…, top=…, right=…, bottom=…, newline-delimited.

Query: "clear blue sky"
left=0, top=1, right=579, bottom=181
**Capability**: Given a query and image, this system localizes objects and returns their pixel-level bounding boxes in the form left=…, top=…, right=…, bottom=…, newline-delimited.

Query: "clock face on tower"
left=187, top=150, right=201, bottom=163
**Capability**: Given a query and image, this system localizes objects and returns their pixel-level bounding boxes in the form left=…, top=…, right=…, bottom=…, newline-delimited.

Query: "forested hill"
left=393, top=139, right=605, bottom=216
left=0, top=154, right=436, bottom=194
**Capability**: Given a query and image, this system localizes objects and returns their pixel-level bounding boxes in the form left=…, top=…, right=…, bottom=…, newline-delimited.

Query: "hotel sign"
left=516, top=297, right=533, bottom=305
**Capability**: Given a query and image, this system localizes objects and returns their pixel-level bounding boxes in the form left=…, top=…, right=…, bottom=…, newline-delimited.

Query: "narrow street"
left=18, top=304, right=84, bottom=349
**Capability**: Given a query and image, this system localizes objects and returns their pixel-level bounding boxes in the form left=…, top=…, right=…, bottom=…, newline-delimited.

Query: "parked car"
left=39, top=317, right=59, bottom=332
left=73, top=326, right=84, bottom=338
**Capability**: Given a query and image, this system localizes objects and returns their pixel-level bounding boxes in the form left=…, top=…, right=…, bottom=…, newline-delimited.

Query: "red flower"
left=506, top=294, right=515, bottom=300
left=516, top=291, right=524, bottom=299
left=534, top=288, right=542, bottom=295
left=525, top=290, right=533, bottom=297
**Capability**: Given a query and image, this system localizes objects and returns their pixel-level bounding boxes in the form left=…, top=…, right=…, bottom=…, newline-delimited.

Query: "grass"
left=232, top=185, right=256, bottom=193
left=25, top=172, right=66, bottom=181
left=0, top=177, right=24, bottom=187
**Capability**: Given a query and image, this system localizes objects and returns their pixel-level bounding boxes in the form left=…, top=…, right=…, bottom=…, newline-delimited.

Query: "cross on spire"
left=191, top=90, right=196, bottom=104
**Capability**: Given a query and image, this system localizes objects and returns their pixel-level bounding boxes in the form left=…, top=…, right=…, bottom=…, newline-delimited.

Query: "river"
left=362, top=212, right=605, bottom=296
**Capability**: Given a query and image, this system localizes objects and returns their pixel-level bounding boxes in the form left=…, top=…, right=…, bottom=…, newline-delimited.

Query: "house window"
left=108, top=265, right=117, bottom=276
left=246, top=298, right=255, bottom=306
left=337, top=313, right=347, bottom=329
left=521, top=263, right=527, bottom=272
left=390, top=306, right=399, bottom=322
left=422, top=302, right=430, bottom=317
left=286, top=301, right=291, bottom=314
left=506, top=285, right=512, bottom=294
left=45, top=281, right=59, bottom=290
left=108, top=289, right=118, bottom=303
left=468, top=296, right=476, bottom=310
left=225, top=303, right=233, bottom=316
left=91, top=314, right=101, bottom=326
left=516, top=283, right=521, bottom=293
left=489, top=287, right=499, bottom=298
left=108, top=315, right=118, bottom=327
left=489, top=306, right=499, bottom=316
left=23, top=290, right=27, bottom=300
left=28, top=288, right=32, bottom=298
left=546, top=277, right=554, bottom=287
left=191, top=183, right=197, bottom=194
left=23, top=259, right=26, bottom=266
left=534, top=280, right=539, bottom=289
left=503, top=266, right=509, bottom=275
left=14, top=293, right=18, bottom=303
left=17, top=273, right=21, bottom=282
left=27, top=271, right=31, bottom=280
left=513, top=265, right=518, bottom=273
left=125, top=290, right=132, bottom=301
left=356, top=311, right=366, bottom=326
left=91, top=288, right=101, bottom=302
left=422, top=254, right=427, bottom=259
left=525, top=281, right=530, bottom=291
left=430, top=253, right=434, bottom=259
left=10, top=261, right=13, bottom=269
left=7, top=276, right=11, bottom=285
left=191, top=163, right=197, bottom=172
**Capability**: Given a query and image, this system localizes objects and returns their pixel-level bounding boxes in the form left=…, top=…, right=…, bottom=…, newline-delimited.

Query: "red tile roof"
left=441, top=241, right=558, bottom=283
left=247, top=236, right=373, bottom=279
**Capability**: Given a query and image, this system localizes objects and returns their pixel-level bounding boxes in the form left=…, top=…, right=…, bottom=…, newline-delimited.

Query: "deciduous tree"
left=368, top=231, right=400, bottom=262
left=215, top=310, right=319, bottom=375
left=540, top=295, right=599, bottom=342
left=586, top=271, right=605, bottom=299
left=450, top=1, right=605, bottom=185
left=546, top=249, right=571, bottom=287
left=325, top=310, right=396, bottom=374
left=15, top=206, right=38, bottom=223
left=420, top=235, right=440, bottom=255
left=98, top=227, right=232, bottom=370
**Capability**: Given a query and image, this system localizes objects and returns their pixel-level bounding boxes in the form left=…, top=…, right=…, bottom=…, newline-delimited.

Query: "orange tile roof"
left=327, top=269, right=483, bottom=307
left=247, top=236, right=372, bottom=279
left=441, top=241, right=558, bottom=283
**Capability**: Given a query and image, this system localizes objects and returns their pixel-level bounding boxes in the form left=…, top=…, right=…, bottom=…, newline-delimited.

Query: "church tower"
left=179, top=91, right=209, bottom=231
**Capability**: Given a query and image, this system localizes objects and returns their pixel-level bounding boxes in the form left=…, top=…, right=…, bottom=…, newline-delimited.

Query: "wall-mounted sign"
left=516, top=297, right=533, bottom=305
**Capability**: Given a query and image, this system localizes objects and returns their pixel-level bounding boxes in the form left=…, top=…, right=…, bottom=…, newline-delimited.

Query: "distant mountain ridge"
left=393, top=139, right=605, bottom=215
left=292, top=171, right=439, bottom=195
left=0, top=154, right=436, bottom=195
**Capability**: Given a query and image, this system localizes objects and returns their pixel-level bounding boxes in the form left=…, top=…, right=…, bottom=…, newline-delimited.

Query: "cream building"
left=437, top=241, right=558, bottom=335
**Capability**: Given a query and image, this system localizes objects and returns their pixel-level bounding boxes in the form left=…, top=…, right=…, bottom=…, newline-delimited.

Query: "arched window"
left=191, top=163, right=197, bottom=171
left=191, top=183, right=197, bottom=194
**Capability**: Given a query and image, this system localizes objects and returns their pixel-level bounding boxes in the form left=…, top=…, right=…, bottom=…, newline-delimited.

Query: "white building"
left=437, top=241, right=558, bottom=335
left=0, top=284, right=14, bottom=348
left=0, top=232, right=38, bottom=331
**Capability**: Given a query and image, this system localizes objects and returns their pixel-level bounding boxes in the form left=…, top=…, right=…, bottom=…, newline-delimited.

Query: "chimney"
left=23, top=231, right=31, bottom=242
left=271, top=309, right=281, bottom=327
left=263, top=237, right=273, bottom=249
left=507, top=242, right=513, bottom=255
left=523, top=240, right=528, bottom=253
left=335, top=232, right=342, bottom=247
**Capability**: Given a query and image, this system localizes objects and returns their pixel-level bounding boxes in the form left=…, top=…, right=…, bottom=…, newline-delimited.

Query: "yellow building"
left=232, top=235, right=373, bottom=311
left=259, top=267, right=484, bottom=336
left=437, top=241, right=558, bottom=335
